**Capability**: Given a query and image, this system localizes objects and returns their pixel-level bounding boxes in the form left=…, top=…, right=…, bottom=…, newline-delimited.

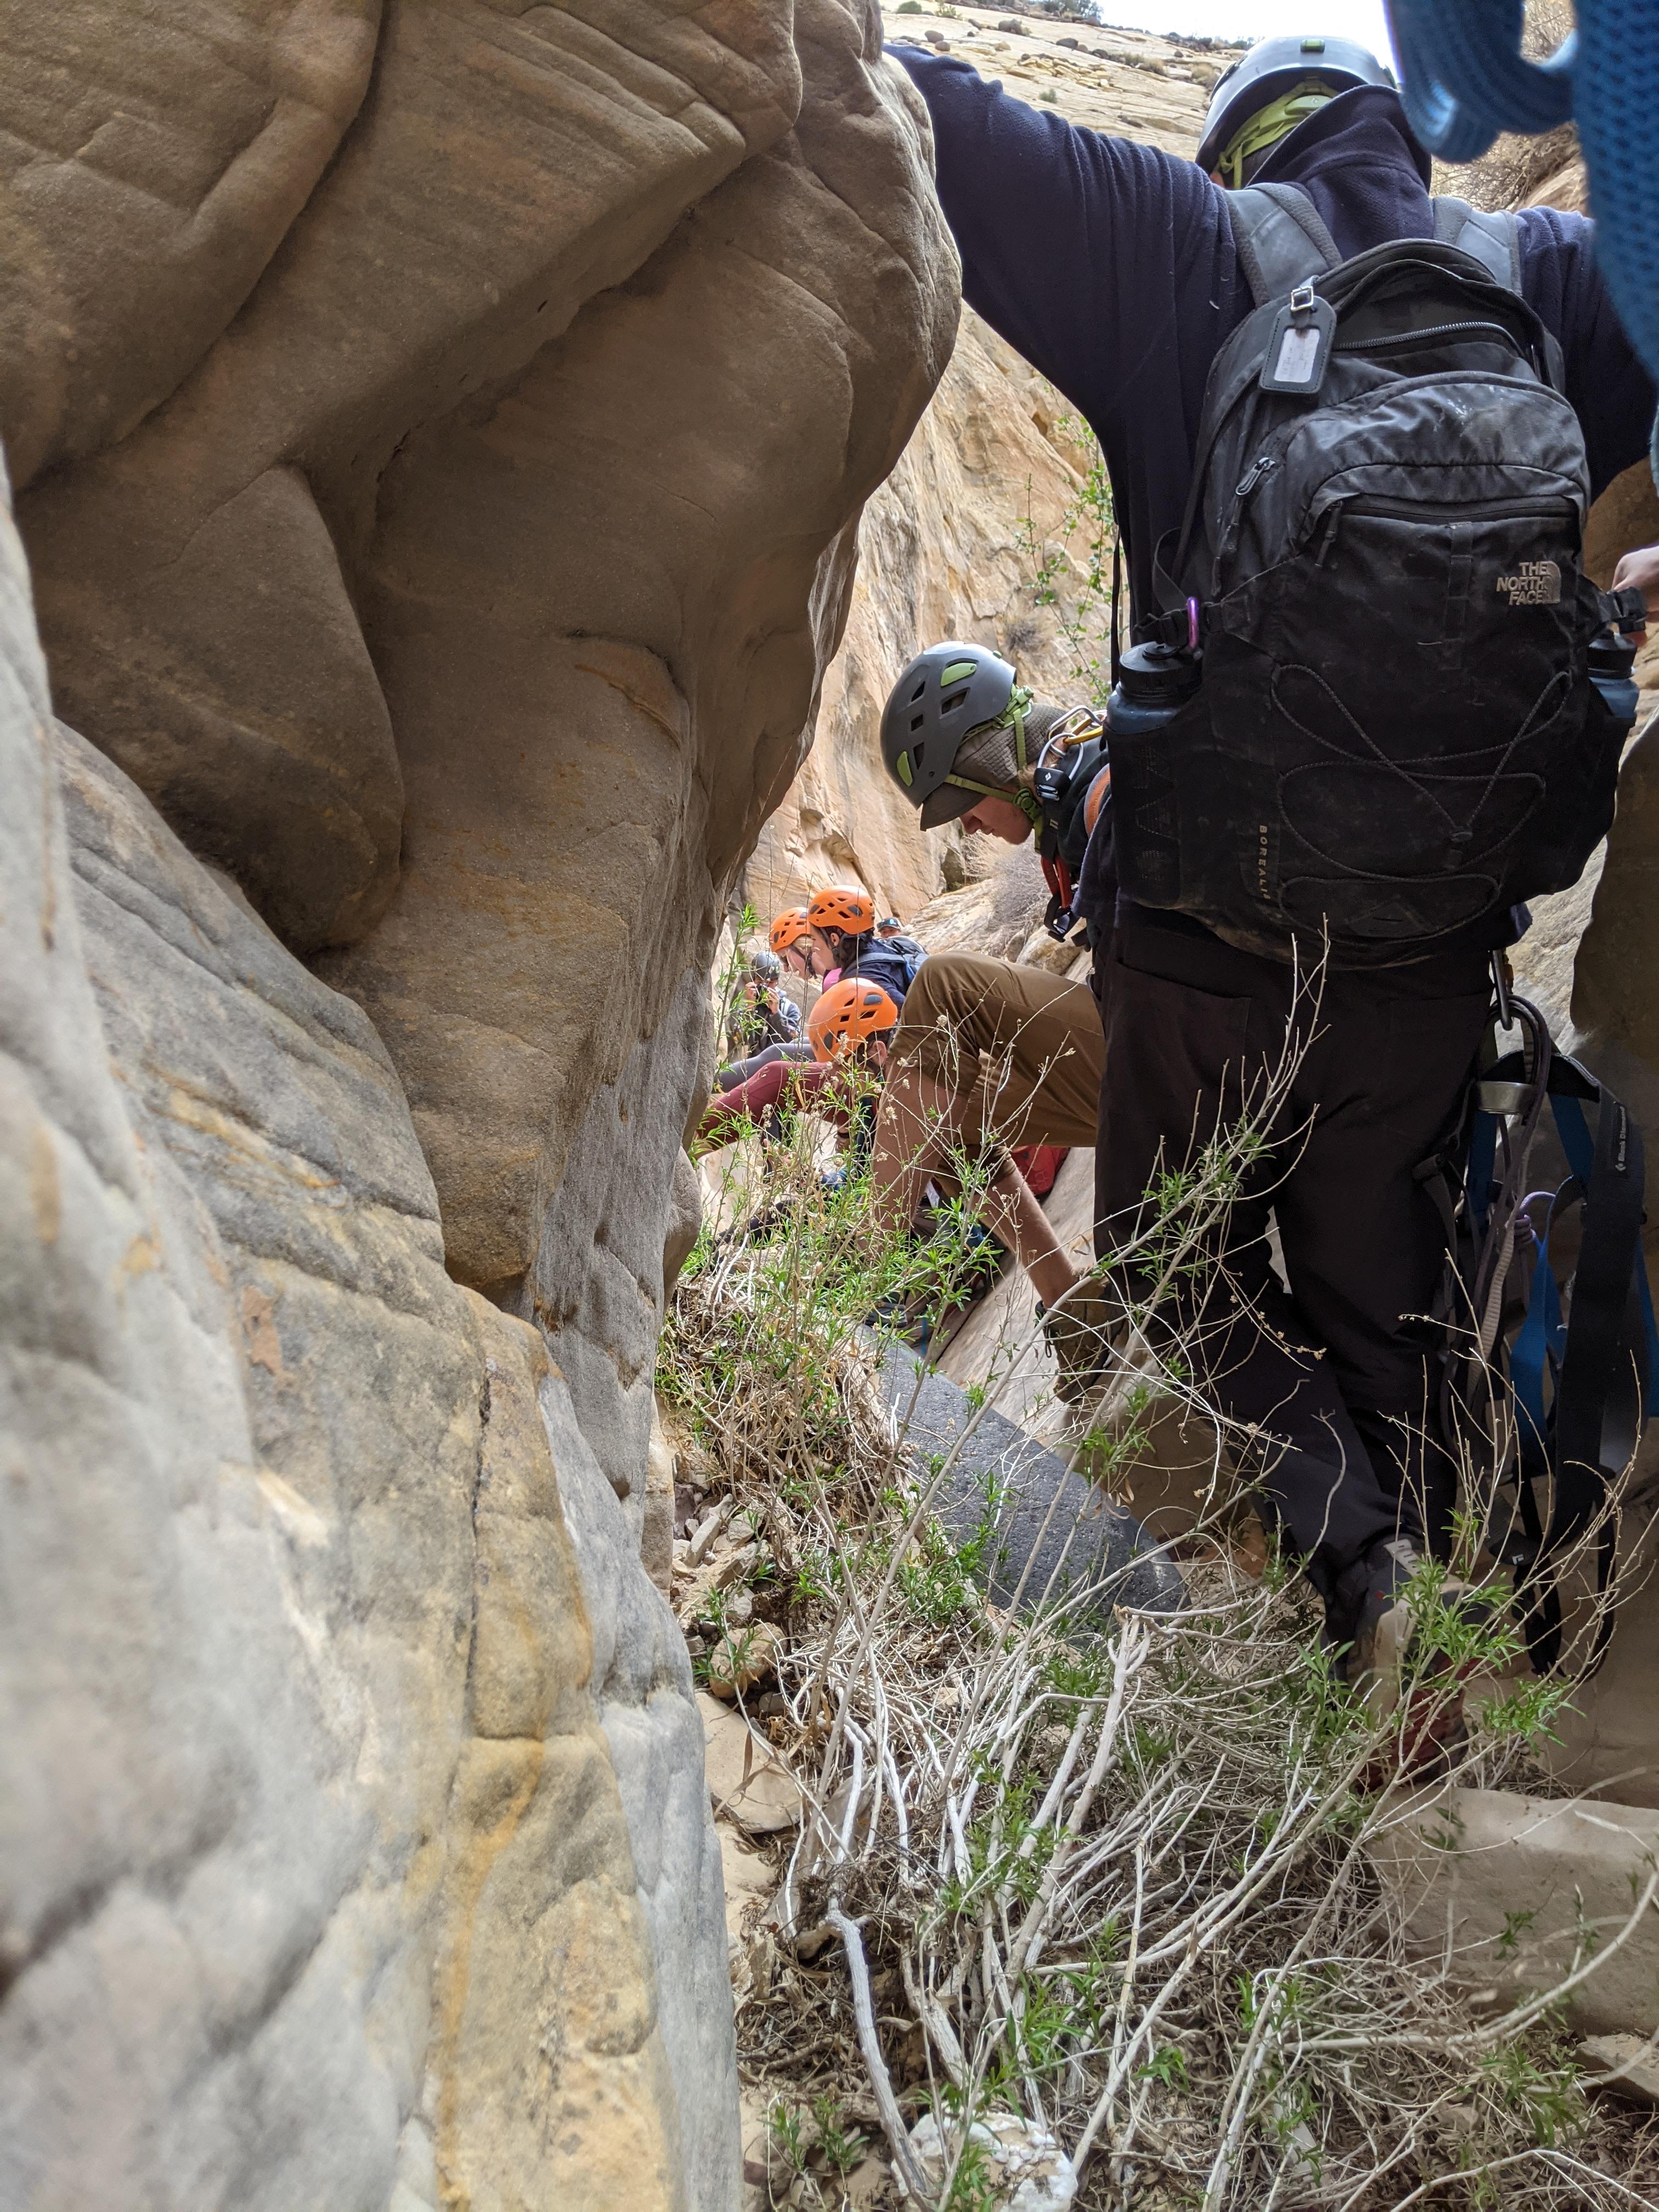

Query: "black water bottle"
left=1105, top=643, right=1200, bottom=907
left=1588, top=624, right=1640, bottom=733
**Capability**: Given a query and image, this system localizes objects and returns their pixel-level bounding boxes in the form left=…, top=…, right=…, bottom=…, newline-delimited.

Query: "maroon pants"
left=697, top=1058, right=850, bottom=1150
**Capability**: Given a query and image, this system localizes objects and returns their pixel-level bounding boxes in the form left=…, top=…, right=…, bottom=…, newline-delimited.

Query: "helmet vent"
left=941, top=687, right=969, bottom=714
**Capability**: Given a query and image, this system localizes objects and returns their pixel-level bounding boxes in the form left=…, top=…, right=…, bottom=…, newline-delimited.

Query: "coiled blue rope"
left=1385, top=0, right=1659, bottom=387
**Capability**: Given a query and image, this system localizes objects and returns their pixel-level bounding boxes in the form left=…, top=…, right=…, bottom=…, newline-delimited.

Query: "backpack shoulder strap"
left=1225, top=182, right=1342, bottom=307
left=1430, top=195, right=1523, bottom=291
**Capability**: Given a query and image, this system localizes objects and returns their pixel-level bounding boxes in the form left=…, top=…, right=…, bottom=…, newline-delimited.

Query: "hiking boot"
left=1339, top=1536, right=1480, bottom=1782
left=1038, top=1285, right=1119, bottom=1404
left=1342, top=1537, right=1421, bottom=1710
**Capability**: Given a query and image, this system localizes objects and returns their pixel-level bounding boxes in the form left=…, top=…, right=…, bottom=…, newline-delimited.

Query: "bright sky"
left=1093, top=1, right=1397, bottom=62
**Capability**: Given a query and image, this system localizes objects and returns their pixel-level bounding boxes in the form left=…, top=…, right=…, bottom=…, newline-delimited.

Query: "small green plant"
left=1012, top=425, right=1119, bottom=705
left=712, top=901, right=763, bottom=1070
left=768, top=2097, right=809, bottom=2179
left=1479, top=2040, right=1586, bottom=2148
left=1137, top=2041, right=1189, bottom=2092
left=663, top=980, right=1637, bottom=2212
left=1497, top=1906, right=1539, bottom=1960
left=895, top=1, right=923, bottom=10
left=809, top=2093, right=867, bottom=2177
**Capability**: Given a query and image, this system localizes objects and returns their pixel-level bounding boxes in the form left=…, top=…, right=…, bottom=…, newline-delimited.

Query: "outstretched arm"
left=1517, top=205, right=1658, bottom=501
left=889, top=47, right=1234, bottom=442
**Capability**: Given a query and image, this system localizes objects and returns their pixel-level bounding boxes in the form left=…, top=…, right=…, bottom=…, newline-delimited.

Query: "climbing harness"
left=1028, top=705, right=1104, bottom=940
left=1385, top=0, right=1659, bottom=384
left=1426, top=966, right=1659, bottom=1676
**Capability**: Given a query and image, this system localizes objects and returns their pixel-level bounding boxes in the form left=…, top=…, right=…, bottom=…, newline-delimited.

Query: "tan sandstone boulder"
left=10, top=0, right=810, bottom=953
left=0, top=3, right=958, bottom=2207
left=0, top=471, right=727, bottom=2206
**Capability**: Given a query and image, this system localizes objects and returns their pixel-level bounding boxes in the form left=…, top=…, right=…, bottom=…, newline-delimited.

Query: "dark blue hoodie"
left=889, top=60, right=1655, bottom=634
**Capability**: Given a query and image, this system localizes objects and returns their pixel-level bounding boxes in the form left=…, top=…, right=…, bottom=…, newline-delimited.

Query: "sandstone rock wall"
left=743, top=309, right=1089, bottom=922
left=746, top=1, right=1227, bottom=928
left=0, top=482, right=730, bottom=2206
left=0, top=3, right=956, bottom=2203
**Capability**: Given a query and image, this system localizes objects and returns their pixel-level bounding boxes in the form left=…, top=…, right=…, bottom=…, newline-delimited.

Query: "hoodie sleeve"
left=889, top=46, right=1234, bottom=441
left=1516, top=205, right=1658, bottom=502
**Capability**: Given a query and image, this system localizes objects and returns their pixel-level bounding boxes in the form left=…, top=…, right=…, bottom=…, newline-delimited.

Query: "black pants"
left=1094, top=917, right=1491, bottom=1618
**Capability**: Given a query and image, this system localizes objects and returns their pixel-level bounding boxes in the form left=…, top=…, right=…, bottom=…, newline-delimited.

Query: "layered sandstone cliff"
left=745, top=3, right=1231, bottom=926
left=0, top=4, right=955, bottom=2204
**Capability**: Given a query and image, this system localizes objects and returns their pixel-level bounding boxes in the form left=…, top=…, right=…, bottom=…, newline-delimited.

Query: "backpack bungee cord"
left=1385, top=0, right=1659, bottom=388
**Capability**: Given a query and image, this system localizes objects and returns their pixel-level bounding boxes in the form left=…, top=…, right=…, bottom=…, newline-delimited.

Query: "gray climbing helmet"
left=1196, top=35, right=1398, bottom=179
left=749, top=947, right=782, bottom=983
left=881, top=642, right=1020, bottom=825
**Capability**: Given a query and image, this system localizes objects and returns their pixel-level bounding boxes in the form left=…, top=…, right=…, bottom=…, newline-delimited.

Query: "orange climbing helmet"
left=769, top=907, right=812, bottom=954
left=806, top=884, right=876, bottom=938
left=809, top=980, right=899, bottom=1063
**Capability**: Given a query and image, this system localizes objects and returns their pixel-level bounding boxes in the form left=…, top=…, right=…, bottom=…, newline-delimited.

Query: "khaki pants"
left=893, top=951, right=1104, bottom=1156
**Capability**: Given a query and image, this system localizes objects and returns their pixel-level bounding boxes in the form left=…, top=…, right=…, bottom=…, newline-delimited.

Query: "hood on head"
left=1251, top=82, right=1434, bottom=193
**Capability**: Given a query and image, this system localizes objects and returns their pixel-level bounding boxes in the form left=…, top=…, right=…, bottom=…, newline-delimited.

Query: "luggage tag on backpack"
left=1258, top=283, right=1337, bottom=397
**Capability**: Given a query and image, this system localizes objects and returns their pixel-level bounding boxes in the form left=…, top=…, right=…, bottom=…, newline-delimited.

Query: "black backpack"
left=1111, top=184, right=1641, bottom=966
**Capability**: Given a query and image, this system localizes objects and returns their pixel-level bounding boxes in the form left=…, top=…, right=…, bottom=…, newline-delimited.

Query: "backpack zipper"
left=1235, top=455, right=1276, bottom=499
left=1331, top=319, right=1525, bottom=354
left=1328, top=495, right=1577, bottom=524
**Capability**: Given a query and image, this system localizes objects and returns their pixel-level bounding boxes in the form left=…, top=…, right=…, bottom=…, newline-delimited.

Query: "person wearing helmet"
left=695, top=981, right=898, bottom=1155
left=808, top=978, right=900, bottom=1068
left=881, top=641, right=1107, bottom=940
left=726, top=946, right=802, bottom=1063
left=876, top=915, right=928, bottom=963
left=769, top=907, right=816, bottom=981
left=872, top=642, right=1114, bottom=1375
left=804, top=884, right=923, bottom=1009
left=712, top=918, right=820, bottom=1091
left=885, top=28, right=1656, bottom=1675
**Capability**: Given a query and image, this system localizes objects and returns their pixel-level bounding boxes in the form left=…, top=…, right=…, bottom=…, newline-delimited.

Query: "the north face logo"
left=1496, top=560, right=1562, bottom=606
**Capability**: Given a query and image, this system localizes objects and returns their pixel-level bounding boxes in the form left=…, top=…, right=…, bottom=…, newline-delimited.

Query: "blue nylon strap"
left=1551, top=1091, right=1594, bottom=1182
left=1552, top=1091, right=1659, bottom=1423
left=1510, top=1228, right=1562, bottom=1479
left=1385, top=0, right=1659, bottom=383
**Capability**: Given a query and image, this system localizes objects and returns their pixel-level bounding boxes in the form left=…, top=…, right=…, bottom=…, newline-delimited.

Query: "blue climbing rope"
left=1385, top=1, right=1659, bottom=385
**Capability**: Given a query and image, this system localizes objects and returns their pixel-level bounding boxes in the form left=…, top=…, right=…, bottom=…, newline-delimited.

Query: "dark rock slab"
left=874, top=1345, right=1186, bottom=1623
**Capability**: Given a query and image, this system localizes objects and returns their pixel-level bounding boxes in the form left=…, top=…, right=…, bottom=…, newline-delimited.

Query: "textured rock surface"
left=749, top=4, right=1226, bottom=926
left=745, top=311, right=1091, bottom=922
left=0, top=2, right=958, bottom=2205
left=0, top=484, right=732, bottom=2204
left=1372, top=1788, right=1659, bottom=2038
left=11, top=0, right=811, bottom=950
left=315, top=2, right=955, bottom=1297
